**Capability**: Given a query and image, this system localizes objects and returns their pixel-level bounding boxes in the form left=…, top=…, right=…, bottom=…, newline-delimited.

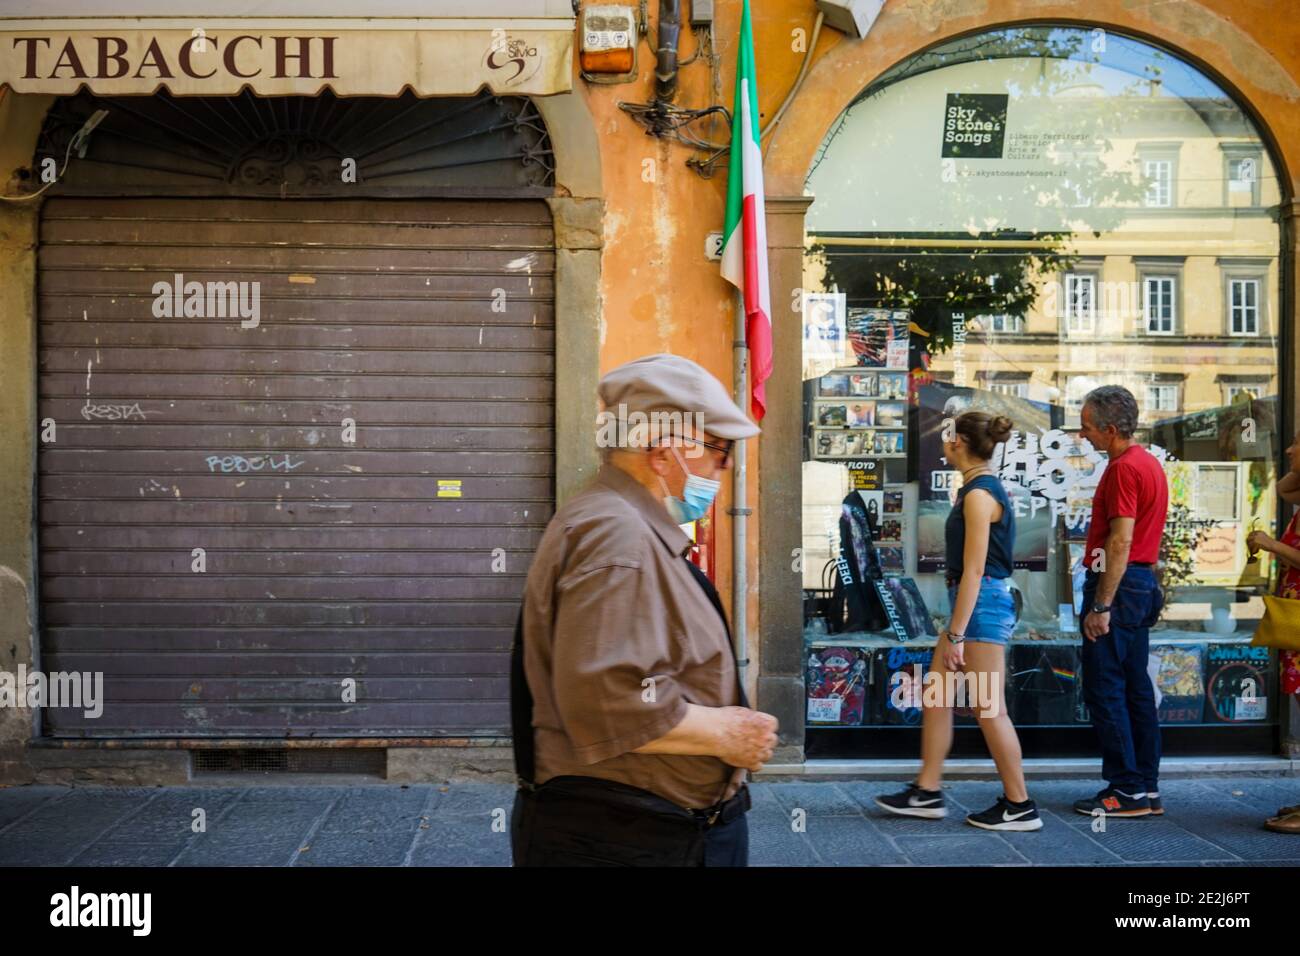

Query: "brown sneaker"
left=1264, top=810, right=1300, bottom=834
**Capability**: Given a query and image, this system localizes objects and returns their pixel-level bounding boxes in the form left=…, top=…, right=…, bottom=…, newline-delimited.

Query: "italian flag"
left=720, top=0, right=772, bottom=421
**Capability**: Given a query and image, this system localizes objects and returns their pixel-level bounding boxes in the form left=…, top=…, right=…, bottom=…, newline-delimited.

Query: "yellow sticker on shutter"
left=437, top=480, right=462, bottom=498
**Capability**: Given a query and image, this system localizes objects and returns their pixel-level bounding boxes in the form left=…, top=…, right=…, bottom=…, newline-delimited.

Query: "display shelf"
left=807, top=629, right=1260, bottom=648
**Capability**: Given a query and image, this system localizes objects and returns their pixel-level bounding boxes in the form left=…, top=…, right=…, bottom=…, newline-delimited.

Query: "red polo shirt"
left=1084, top=443, right=1170, bottom=565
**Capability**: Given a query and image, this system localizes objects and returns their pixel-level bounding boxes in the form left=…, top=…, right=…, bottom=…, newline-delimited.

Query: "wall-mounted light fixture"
left=815, top=0, right=886, bottom=38
left=581, top=4, right=637, bottom=83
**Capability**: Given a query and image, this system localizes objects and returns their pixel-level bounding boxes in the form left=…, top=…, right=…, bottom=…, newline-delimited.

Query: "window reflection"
left=800, top=26, right=1283, bottom=731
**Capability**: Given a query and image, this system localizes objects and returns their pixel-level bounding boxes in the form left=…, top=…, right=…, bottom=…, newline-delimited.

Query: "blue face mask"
left=659, top=447, right=721, bottom=524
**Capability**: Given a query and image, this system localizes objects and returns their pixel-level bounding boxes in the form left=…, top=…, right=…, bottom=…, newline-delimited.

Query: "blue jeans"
left=946, top=576, right=1016, bottom=645
left=1081, top=566, right=1164, bottom=793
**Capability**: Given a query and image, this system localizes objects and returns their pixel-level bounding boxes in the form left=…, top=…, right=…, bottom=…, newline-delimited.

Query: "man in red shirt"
left=1074, top=385, right=1170, bottom=819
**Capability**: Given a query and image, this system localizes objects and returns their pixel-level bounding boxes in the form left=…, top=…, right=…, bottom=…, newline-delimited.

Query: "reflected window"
left=1065, top=273, right=1096, bottom=334
left=1143, top=276, right=1176, bottom=334
left=1144, top=158, right=1173, bottom=207
left=1229, top=278, right=1260, bottom=335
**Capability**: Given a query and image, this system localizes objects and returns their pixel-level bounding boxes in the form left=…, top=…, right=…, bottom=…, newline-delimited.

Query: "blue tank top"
left=943, top=474, right=1015, bottom=579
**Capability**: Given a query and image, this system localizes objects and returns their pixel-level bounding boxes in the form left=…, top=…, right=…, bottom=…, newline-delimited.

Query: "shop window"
left=803, top=24, right=1284, bottom=746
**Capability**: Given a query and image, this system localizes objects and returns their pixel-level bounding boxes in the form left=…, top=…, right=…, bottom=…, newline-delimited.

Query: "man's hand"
left=715, top=707, right=779, bottom=772
left=1082, top=610, right=1111, bottom=642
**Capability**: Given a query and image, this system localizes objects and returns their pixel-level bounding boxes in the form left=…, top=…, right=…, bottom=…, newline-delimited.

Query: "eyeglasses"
left=685, top=436, right=735, bottom=466
left=655, top=435, right=735, bottom=467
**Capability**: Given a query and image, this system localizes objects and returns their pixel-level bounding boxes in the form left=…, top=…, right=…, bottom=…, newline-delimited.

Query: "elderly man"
left=510, top=353, right=779, bottom=867
left=1074, top=385, right=1170, bottom=819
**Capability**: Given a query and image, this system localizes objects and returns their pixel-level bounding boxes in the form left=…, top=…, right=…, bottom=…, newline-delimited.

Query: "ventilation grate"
left=192, top=748, right=385, bottom=775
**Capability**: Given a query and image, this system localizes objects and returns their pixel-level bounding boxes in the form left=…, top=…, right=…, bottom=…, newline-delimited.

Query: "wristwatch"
left=1091, top=602, right=1111, bottom=614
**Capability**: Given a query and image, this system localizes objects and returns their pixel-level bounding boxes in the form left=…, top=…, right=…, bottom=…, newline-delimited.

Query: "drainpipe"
left=655, top=0, right=682, bottom=102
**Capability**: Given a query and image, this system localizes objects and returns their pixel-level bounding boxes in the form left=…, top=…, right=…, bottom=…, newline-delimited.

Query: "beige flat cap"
left=598, top=353, right=760, bottom=441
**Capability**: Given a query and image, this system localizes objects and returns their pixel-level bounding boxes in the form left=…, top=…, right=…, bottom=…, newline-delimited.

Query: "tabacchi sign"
left=0, top=29, right=573, bottom=96
left=11, top=34, right=337, bottom=82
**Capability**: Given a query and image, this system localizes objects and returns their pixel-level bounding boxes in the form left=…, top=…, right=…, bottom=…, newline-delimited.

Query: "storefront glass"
left=800, top=27, right=1284, bottom=744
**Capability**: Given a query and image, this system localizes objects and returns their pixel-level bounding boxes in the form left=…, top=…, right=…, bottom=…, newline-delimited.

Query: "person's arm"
left=943, top=489, right=996, bottom=669
left=1258, top=533, right=1300, bottom=573
left=631, top=703, right=777, bottom=772
left=549, top=561, right=777, bottom=771
left=1083, top=516, right=1134, bottom=641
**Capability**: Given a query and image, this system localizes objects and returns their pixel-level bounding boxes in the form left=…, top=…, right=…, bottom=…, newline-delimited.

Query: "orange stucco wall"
left=574, top=0, right=1300, bottom=689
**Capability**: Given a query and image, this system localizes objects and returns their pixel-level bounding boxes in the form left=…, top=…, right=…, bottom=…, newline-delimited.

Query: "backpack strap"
left=683, top=558, right=749, bottom=709
left=509, top=607, right=536, bottom=789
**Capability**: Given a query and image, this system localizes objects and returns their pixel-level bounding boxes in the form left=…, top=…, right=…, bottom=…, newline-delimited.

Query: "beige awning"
left=0, top=6, right=575, bottom=97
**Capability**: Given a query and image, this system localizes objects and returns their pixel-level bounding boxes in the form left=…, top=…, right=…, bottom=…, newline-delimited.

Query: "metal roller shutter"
left=37, top=196, right=554, bottom=737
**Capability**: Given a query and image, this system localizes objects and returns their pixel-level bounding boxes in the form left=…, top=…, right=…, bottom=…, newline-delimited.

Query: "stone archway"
left=755, top=3, right=1300, bottom=761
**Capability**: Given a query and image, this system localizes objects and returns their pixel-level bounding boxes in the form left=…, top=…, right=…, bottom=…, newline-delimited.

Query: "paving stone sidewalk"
left=0, top=776, right=1296, bottom=866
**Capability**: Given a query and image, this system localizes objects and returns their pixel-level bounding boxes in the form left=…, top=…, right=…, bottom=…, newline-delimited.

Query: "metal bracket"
left=728, top=507, right=753, bottom=516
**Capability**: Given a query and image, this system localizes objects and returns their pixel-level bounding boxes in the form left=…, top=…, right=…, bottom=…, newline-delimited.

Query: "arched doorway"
left=796, top=25, right=1288, bottom=757
left=34, top=89, right=556, bottom=738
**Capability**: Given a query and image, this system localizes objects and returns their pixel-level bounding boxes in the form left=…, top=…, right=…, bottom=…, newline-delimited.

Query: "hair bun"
left=989, top=415, right=1014, bottom=442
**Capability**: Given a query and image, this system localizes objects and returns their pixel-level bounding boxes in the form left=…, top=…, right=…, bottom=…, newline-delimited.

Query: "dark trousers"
left=1081, top=566, right=1163, bottom=793
left=511, top=777, right=749, bottom=867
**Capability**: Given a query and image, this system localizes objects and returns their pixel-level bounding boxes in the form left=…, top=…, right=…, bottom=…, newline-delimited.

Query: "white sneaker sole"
left=966, top=816, right=1043, bottom=832
left=874, top=797, right=946, bottom=819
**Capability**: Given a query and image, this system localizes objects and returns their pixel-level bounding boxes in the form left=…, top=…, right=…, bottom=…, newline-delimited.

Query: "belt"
left=945, top=574, right=1007, bottom=587
left=1085, top=562, right=1153, bottom=574
left=690, top=784, right=752, bottom=829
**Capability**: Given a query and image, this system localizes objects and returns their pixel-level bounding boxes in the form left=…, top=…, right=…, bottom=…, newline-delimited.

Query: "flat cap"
left=597, top=353, right=760, bottom=442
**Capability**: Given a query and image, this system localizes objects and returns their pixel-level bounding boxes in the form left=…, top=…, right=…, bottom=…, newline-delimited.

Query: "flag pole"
left=732, top=289, right=749, bottom=694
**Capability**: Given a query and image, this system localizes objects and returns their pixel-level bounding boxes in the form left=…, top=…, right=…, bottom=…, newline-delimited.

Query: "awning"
left=0, top=3, right=576, bottom=97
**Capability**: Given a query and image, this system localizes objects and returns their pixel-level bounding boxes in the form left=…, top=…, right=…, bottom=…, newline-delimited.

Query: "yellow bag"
left=1250, top=594, right=1300, bottom=651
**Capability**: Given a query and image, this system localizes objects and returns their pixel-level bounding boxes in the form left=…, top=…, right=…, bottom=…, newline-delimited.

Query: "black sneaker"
left=874, top=783, right=946, bottom=819
left=966, top=795, right=1043, bottom=832
left=1146, top=790, right=1164, bottom=816
left=1073, top=788, right=1151, bottom=818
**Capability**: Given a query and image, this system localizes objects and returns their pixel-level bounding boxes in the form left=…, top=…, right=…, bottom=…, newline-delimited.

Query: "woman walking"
left=875, top=411, right=1041, bottom=831
left=1246, top=430, right=1300, bottom=834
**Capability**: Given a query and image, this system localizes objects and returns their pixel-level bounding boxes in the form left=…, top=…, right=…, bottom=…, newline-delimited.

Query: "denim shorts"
left=946, top=577, right=1016, bottom=645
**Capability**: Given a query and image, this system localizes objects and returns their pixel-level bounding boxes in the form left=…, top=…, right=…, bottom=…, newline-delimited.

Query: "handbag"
left=1250, top=593, right=1300, bottom=651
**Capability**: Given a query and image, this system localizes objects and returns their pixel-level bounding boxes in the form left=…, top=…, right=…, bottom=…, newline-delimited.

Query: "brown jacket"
left=520, top=462, right=744, bottom=810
